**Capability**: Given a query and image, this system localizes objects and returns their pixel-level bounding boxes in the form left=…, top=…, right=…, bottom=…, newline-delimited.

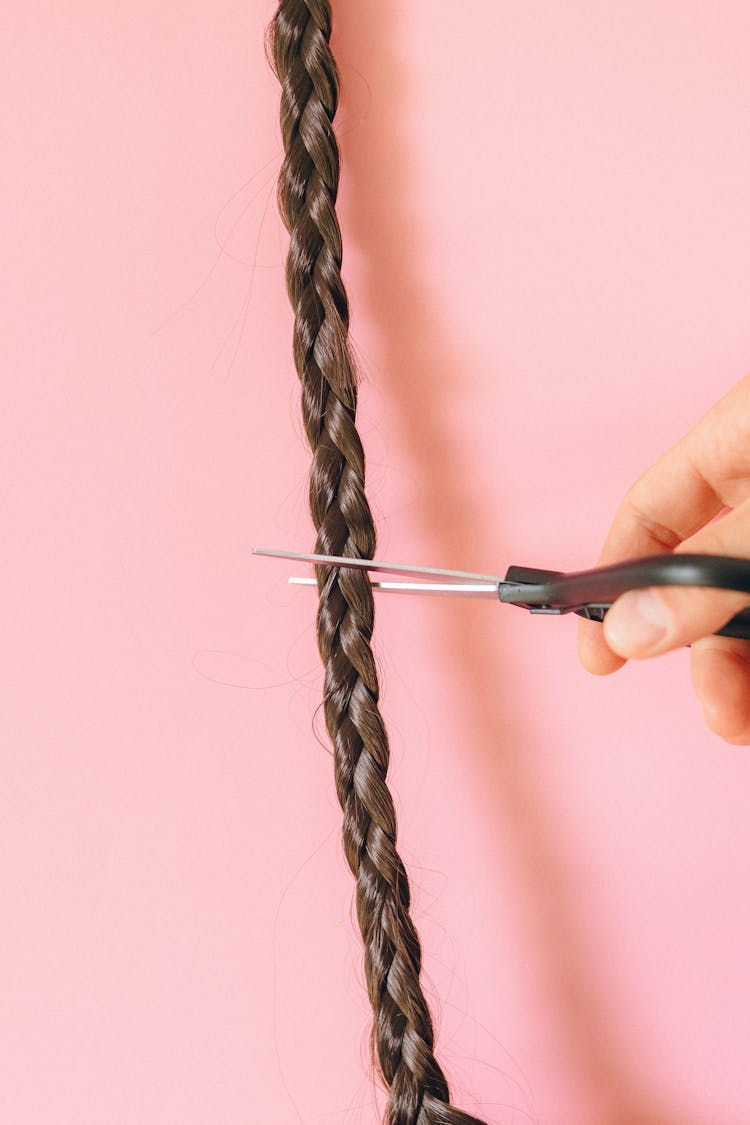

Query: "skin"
left=577, top=372, right=750, bottom=746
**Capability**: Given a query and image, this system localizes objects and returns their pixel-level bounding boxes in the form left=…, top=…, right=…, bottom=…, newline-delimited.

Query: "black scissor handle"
left=499, top=553, right=750, bottom=641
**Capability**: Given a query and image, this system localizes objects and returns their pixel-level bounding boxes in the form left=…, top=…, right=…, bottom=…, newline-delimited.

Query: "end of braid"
left=267, top=3, right=493, bottom=1122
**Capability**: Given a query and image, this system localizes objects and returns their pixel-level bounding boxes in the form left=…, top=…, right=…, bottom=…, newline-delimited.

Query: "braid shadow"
left=267, top=3, right=490, bottom=1123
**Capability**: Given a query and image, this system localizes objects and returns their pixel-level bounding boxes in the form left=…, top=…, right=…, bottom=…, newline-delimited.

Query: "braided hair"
left=267, top=4, right=489, bottom=1122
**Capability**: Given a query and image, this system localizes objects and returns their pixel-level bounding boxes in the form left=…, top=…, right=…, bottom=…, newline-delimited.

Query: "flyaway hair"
left=267, top=3, right=489, bottom=1123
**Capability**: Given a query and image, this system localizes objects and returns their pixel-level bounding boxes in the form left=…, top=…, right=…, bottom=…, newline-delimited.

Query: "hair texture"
left=267, top=4, right=489, bottom=1124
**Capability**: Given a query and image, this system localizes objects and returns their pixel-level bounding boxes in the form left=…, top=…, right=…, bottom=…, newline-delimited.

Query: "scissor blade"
left=288, top=577, right=499, bottom=599
left=253, top=546, right=503, bottom=585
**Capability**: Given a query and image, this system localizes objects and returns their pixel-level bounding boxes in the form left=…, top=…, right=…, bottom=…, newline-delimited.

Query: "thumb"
left=603, top=506, right=750, bottom=659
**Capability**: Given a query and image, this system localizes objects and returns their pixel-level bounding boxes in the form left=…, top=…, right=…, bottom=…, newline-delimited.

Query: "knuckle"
left=620, top=490, right=683, bottom=551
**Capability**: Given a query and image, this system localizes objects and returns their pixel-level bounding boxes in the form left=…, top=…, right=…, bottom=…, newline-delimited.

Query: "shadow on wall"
left=332, top=5, right=688, bottom=1125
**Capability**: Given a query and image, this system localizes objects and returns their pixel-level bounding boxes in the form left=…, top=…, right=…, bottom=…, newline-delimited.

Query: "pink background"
left=3, top=3, right=750, bottom=1122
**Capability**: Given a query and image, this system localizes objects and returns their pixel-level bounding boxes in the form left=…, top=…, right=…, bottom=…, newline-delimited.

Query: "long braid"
left=267, top=4, right=489, bottom=1123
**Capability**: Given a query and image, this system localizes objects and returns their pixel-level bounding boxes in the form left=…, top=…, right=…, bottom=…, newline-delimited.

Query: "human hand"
left=577, top=373, right=750, bottom=745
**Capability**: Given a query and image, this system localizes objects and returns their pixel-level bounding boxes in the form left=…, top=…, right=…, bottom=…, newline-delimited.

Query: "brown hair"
left=267, top=3, right=489, bottom=1121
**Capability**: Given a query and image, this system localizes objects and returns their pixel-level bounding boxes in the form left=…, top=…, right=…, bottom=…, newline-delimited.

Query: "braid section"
left=268, top=4, right=489, bottom=1123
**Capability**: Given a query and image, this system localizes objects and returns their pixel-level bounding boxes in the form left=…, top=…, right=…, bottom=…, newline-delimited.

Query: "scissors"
left=252, top=547, right=750, bottom=641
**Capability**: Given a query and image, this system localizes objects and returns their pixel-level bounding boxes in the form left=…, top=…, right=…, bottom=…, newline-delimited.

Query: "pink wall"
left=3, top=3, right=750, bottom=1122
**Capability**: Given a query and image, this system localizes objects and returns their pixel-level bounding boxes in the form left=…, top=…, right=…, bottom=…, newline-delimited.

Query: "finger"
left=577, top=613, right=627, bottom=675
left=579, top=373, right=750, bottom=674
left=690, top=634, right=750, bottom=745
left=602, top=500, right=750, bottom=659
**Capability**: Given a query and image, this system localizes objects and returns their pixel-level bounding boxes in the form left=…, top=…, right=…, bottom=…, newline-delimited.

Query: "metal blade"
left=253, top=546, right=503, bottom=585
left=288, top=577, right=499, bottom=599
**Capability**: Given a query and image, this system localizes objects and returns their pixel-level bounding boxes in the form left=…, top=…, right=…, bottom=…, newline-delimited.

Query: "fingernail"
left=606, top=589, right=669, bottom=653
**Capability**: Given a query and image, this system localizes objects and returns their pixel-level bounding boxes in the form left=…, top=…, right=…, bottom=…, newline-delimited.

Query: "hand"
left=577, top=373, right=750, bottom=745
